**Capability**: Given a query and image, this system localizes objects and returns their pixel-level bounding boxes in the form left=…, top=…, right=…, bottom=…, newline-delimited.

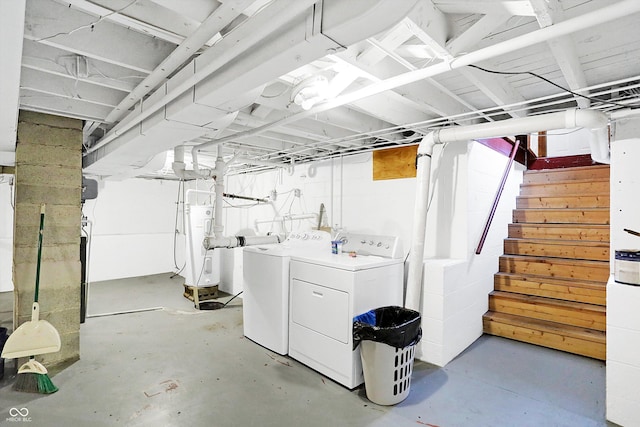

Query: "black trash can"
left=353, top=306, right=422, bottom=405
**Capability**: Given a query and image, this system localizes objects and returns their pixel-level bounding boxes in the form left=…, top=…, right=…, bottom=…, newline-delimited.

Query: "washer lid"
left=290, top=252, right=403, bottom=271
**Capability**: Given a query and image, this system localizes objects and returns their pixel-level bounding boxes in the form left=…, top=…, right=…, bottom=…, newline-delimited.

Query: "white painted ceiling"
left=1, top=0, right=639, bottom=178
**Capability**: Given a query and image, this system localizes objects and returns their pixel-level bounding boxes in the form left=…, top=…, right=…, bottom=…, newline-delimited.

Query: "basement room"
left=1, top=0, right=639, bottom=426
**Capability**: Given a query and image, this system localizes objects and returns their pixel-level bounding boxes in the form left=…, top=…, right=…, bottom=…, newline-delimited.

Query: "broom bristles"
left=13, top=372, right=58, bottom=394
left=13, top=359, right=59, bottom=394
left=13, top=373, right=58, bottom=394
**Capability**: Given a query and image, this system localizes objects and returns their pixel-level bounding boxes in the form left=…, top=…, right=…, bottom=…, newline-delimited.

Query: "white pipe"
left=172, top=146, right=209, bottom=180
left=196, top=0, right=639, bottom=148
left=191, top=145, right=216, bottom=178
left=213, top=154, right=226, bottom=238
left=203, top=234, right=281, bottom=249
left=234, top=156, right=289, bottom=168
left=404, top=109, right=608, bottom=311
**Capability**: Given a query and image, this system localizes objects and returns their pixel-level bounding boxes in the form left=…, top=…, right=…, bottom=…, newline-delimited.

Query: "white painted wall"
left=223, top=152, right=417, bottom=255
left=529, top=128, right=592, bottom=157
left=607, top=115, right=640, bottom=426
left=0, top=176, right=14, bottom=292
left=419, top=142, right=524, bottom=366
left=224, top=142, right=522, bottom=366
left=82, top=178, right=185, bottom=282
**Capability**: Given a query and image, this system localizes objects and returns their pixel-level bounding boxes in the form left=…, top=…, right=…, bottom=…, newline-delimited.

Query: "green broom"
left=2, top=205, right=60, bottom=394
left=14, top=359, right=58, bottom=394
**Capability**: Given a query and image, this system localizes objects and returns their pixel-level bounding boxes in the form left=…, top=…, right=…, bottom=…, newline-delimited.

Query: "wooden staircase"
left=483, top=164, right=610, bottom=360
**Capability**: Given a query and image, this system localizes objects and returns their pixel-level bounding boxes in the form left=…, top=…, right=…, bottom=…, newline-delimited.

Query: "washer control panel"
left=338, top=233, right=402, bottom=258
left=283, top=230, right=332, bottom=248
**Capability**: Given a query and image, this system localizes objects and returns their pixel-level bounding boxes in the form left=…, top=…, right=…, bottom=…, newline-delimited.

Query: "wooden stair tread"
left=513, top=207, right=609, bottom=213
left=485, top=319, right=607, bottom=364
left=521, top=176, right=610, bottom=186
left=512, top=208, right=609, bottom=225
left=489, top=291, right=606, bottom=331
left=504, top=238, right=609, bottom=248
left=524, top=166, right=610, bottom=183
left=490, top=290, right=606, bottom=313
left=525, top=164, right=610, bottom=174
left=499, top=255, right=609, bottom=282
left=483, top=311, right=606, bottom=344
left=508, top=223, right=610, bottom=242
left=509, top=223, right=610, bottom=230
left=495, top=272, right=607, bottom=290
left=516, top=195, right=609, bottom=209
left=503, top=239, right=609, bottom=261
left=500, top=254, right=609, bottom=268
left=494, top=273, right=606, bottom=306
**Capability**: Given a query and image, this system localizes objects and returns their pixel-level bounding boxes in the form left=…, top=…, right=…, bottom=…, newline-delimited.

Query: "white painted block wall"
left=607, top=118, right=640, bottom=426
left=419, top=142, right=523, bottom=366
left=82, top=178, right=185, bottom=282
left=224, top=152, right=417, bottom=251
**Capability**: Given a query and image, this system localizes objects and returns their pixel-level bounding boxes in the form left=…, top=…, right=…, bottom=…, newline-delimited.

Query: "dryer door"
left=291, top=279, right=349, bottom=343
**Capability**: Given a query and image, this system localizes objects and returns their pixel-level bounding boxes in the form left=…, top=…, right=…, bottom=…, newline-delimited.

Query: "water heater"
left=184, top=204, right=220, bottom=288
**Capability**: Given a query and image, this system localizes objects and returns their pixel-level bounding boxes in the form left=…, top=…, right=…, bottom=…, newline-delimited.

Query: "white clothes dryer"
left=288, top=233, right=404, bottom=389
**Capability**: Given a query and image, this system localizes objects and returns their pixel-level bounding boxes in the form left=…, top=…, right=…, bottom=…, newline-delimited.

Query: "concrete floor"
left=0, top=273, right=612, bottom=426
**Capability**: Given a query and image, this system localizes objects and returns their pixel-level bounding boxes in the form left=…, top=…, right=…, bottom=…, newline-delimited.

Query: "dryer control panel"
left=337, top=233, right=402, bottom=259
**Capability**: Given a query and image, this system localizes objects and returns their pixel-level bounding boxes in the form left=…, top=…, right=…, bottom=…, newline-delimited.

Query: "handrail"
left=475, top=138, right=521, bottom=254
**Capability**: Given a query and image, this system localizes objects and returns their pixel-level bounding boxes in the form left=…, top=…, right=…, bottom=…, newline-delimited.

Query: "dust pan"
left=1, top=303, right=61, bottom=359
left=1, top=204, right=61, bottom=359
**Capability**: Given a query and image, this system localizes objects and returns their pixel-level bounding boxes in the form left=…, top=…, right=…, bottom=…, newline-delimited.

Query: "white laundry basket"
left=360, top=340, right=416, bottom=405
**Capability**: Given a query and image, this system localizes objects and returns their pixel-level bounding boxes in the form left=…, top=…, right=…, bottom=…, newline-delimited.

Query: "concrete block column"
left=13, top=111, right=82, bottom=367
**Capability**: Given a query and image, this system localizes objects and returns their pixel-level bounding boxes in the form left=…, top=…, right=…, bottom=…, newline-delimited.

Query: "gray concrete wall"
left=13, top=111, right=82, bottom=367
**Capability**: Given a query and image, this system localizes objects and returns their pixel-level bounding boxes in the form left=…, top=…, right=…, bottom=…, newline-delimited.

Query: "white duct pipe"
left=404, top=109, right=608, bottom=311
left=589, top=127, right=611, bottom=164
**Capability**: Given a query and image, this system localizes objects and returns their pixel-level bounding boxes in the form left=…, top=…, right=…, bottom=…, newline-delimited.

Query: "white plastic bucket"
left=360, top=340, right=416, bottom=405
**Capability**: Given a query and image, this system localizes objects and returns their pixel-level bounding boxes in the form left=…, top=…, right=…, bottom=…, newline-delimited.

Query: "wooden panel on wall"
left=372, top=145, right=418, bottom=180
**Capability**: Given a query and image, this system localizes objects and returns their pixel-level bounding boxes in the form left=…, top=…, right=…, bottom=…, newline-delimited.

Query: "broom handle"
left=34, top=204, right=45, bottom=304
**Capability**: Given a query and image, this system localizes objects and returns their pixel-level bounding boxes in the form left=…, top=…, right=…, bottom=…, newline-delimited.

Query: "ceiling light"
left=291, top=75, right=330, bottom=110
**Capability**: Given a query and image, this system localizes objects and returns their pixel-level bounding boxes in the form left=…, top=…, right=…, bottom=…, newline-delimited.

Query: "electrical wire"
left=222, top=199, right=260, bottom=208
left=171, top=180, right=186, bottom=278
left=36, top=0, right=139, bottom=42
left=195, top=248, right=211, bottom=287
left=533, top=128, right=583, bottom=136
left=468, top=64, right=640, bottom=109
left=220, top=291, right=243, bottom=308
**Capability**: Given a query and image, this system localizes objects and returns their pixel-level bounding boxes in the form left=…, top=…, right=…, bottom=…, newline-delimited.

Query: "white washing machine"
left=288, top=233, right=404, bottom=389
left=242, top=230, right=331, bottom=355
